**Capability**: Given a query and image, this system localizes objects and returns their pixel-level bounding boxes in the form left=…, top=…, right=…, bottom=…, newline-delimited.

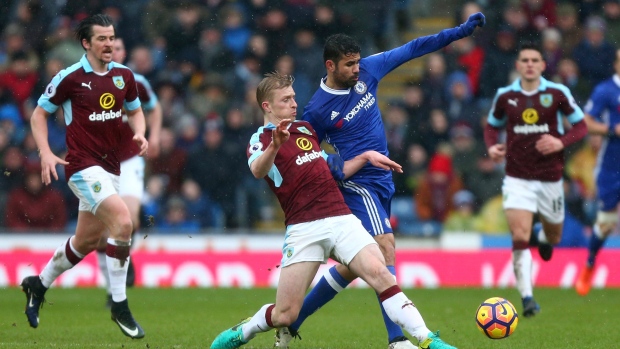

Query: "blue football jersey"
left=302, top=27, right=466, bottom=194
left=584, top=75, right=620, bottom=175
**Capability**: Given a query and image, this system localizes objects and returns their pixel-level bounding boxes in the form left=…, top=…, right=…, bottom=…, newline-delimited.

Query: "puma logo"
left=82, top=82, right=92, bottom=90
left=508, top=98, right=518, bottom=107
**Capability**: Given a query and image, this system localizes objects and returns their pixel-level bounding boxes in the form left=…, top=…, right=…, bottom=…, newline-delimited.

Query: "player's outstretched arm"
left=30, top=106, right=69, bottom=185
left=250, top=119, right=291, bottom=179
left=342, top=151, right=403, bottom=180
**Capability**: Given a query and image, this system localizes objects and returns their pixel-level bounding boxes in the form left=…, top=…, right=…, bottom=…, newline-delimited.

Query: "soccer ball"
left=475, top=297, right=518, bottom=339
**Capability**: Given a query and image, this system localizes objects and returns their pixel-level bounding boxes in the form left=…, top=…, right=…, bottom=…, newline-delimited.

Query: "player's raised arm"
left=30, top=106, right=69, bottom=184
left=250, top=119, right=291, bottom=179
left=146, top=101, right=162, bottom=158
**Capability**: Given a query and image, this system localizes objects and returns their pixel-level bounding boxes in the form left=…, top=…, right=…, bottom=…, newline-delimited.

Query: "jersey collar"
left=80, top=54, right=115, bottom=73
left=511, top=76, right=550, bottom=94
left=320, top=77, right=350, bottom=95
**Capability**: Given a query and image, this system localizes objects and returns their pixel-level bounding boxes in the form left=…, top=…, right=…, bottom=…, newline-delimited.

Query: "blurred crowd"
left=0, top=0, right=616, bottom=240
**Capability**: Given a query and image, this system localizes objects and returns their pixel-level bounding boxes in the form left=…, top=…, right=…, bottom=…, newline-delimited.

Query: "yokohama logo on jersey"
left=295, top=150, right=322, bottom=165
left=89, top=109, right=122, bottom=122
left=513, top=123, right=549, bottom=134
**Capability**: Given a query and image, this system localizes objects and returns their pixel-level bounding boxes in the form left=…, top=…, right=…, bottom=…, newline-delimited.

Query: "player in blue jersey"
left=575, top=49, right=620, bottom=296
left=274, top=12, right=485, bottom=349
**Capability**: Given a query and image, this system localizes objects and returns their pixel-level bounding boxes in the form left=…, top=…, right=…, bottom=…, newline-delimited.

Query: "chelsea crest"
left=354, top=81, right=367, bottom=94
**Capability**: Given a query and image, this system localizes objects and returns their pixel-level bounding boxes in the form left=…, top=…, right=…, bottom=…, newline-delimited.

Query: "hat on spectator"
left=453, top=190, right=475, bottom=207
left=204, top=112, right=223, bottom=131
left=428, top=153, right=453, bottom=177
left=585, top=16, right=607, bottom=32
left=450, top=122, right=474, bottom=139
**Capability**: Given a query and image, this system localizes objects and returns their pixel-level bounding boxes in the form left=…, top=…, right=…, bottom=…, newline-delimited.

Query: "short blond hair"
left=256, top=72, right=294, bottom=111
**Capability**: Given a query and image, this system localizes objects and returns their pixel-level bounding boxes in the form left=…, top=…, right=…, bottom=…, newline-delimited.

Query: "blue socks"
left=290, top=266, right=350, bottom=331
left=587, top=230, right=606, bottom=268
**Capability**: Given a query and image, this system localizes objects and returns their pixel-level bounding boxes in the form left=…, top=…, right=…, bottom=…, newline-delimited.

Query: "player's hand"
left=133, top=133, right=149, bottom=156
left=39, top=151, right=69, bottom=185
left=461, top=12, right=486, bottom=36
left=365, top=151, right=403, bottom=173
left=327, top=153, right=345, bottom=181
left=273, top=119, right=291, bottom=147
left=535, top=134, right=564, bottom=156
left=146, top=134, right=160, bottom=159
left=487, top=144, right=506, bottom=163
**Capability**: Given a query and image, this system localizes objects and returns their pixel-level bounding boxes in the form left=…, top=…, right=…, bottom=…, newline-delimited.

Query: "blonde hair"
left=256, top=71, right=294, bottom=111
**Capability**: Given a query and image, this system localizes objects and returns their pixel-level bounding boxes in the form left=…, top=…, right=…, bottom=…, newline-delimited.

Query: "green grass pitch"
left=0, top=287, right=618, bottom=348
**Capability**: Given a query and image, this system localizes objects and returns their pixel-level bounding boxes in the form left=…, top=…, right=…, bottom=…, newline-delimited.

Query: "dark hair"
left=75, top=14, right=115, bottom=50
left=323, top=34, right=361, bottom=64
left=517, top=41, right=544, bottom=59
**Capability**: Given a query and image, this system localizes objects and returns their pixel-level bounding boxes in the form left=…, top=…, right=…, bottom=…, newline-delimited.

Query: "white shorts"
left=281, top=214, right=377, bottom=268
left=502, top=175, right=564, bottom=224
left=68, top=166, right=120, bottom=214
left=119, top=155, right=145, bottom=199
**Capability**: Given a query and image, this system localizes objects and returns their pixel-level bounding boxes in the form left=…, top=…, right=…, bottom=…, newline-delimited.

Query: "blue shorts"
left=339, top=180, right=393, bottom=236
left=597, top=172, right=620, bottom=211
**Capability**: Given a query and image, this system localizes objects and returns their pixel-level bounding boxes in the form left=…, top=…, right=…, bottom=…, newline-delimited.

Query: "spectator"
left=556, top=3, right=583, bottom=57
left=552, top=58, right=591, bottom=108
left=415, top=152, right=463, bottom=223
left=573, top=16, right=616, bottom=86
left=0, top=50, right=39, bottom=120
left=479, top=25, right=517, bottom=101
left=444, top=71, right=482, bottom=135
left=443, top=189, right=477, bottom=232
left=602, top=0, right=620, bottom=45
left=6, top=161, right=67, bottom=230
left=147, top=127, right=187, bottom=195
left=541, top=27, right=563, bottom=80
left=157, top=195, right=200, bottom=233
left=180, top=178, right=222, bottom=229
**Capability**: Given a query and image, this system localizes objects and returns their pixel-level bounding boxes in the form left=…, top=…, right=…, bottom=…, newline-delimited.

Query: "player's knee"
left=596, top=211, right=618, bottom=235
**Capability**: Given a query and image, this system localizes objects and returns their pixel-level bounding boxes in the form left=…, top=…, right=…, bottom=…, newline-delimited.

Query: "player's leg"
left=342, top=183, right=411, bottom=347
left=531, top=179, right=565, bottom=262
left=213, top=221, right=325, bottom=349
left=96, top=156, right=144, bottom=306
left=335, top=215, right=455, bottom=349
left=576, top=174, right=619, bottom=296
left=21, top=210, right=105, bottom=328
left=502, top=176, right=539, bottom=317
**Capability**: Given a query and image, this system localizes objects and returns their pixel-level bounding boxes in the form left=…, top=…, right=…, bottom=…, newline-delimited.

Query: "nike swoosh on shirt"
left=116, top=319, right=139, bottom=337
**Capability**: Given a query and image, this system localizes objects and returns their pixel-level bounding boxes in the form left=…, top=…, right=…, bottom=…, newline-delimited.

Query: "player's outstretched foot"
left=388, top=336, right=418, bottom=349
left=576, top=266, right=594, bottom=296
left=274, top=326, right=301, bottom=348
left=522, top=297, right=540, bottom=318
left=110, top=299, right=145, bottom=339
left=21, top=276, right=48, bottom=328
left=419, top=331, right=456, bottom=349
left=211, top=318, right=251, bottom=349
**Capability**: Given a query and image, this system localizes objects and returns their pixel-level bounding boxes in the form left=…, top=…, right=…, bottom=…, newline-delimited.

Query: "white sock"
left=537, top=228, right=548, bottom=243
left=594, top=224, right=605, bottom=239
left=97, top=251, right=111, bottom=294
left=381, top=292, right=430, bottom=342
left=39, top=237, right=84, bottom=288
left=512, top=249, right=533, bottom=298
left=242, top=303, right=273, bottom=341
left=106, top=238, right=131, bottom=302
